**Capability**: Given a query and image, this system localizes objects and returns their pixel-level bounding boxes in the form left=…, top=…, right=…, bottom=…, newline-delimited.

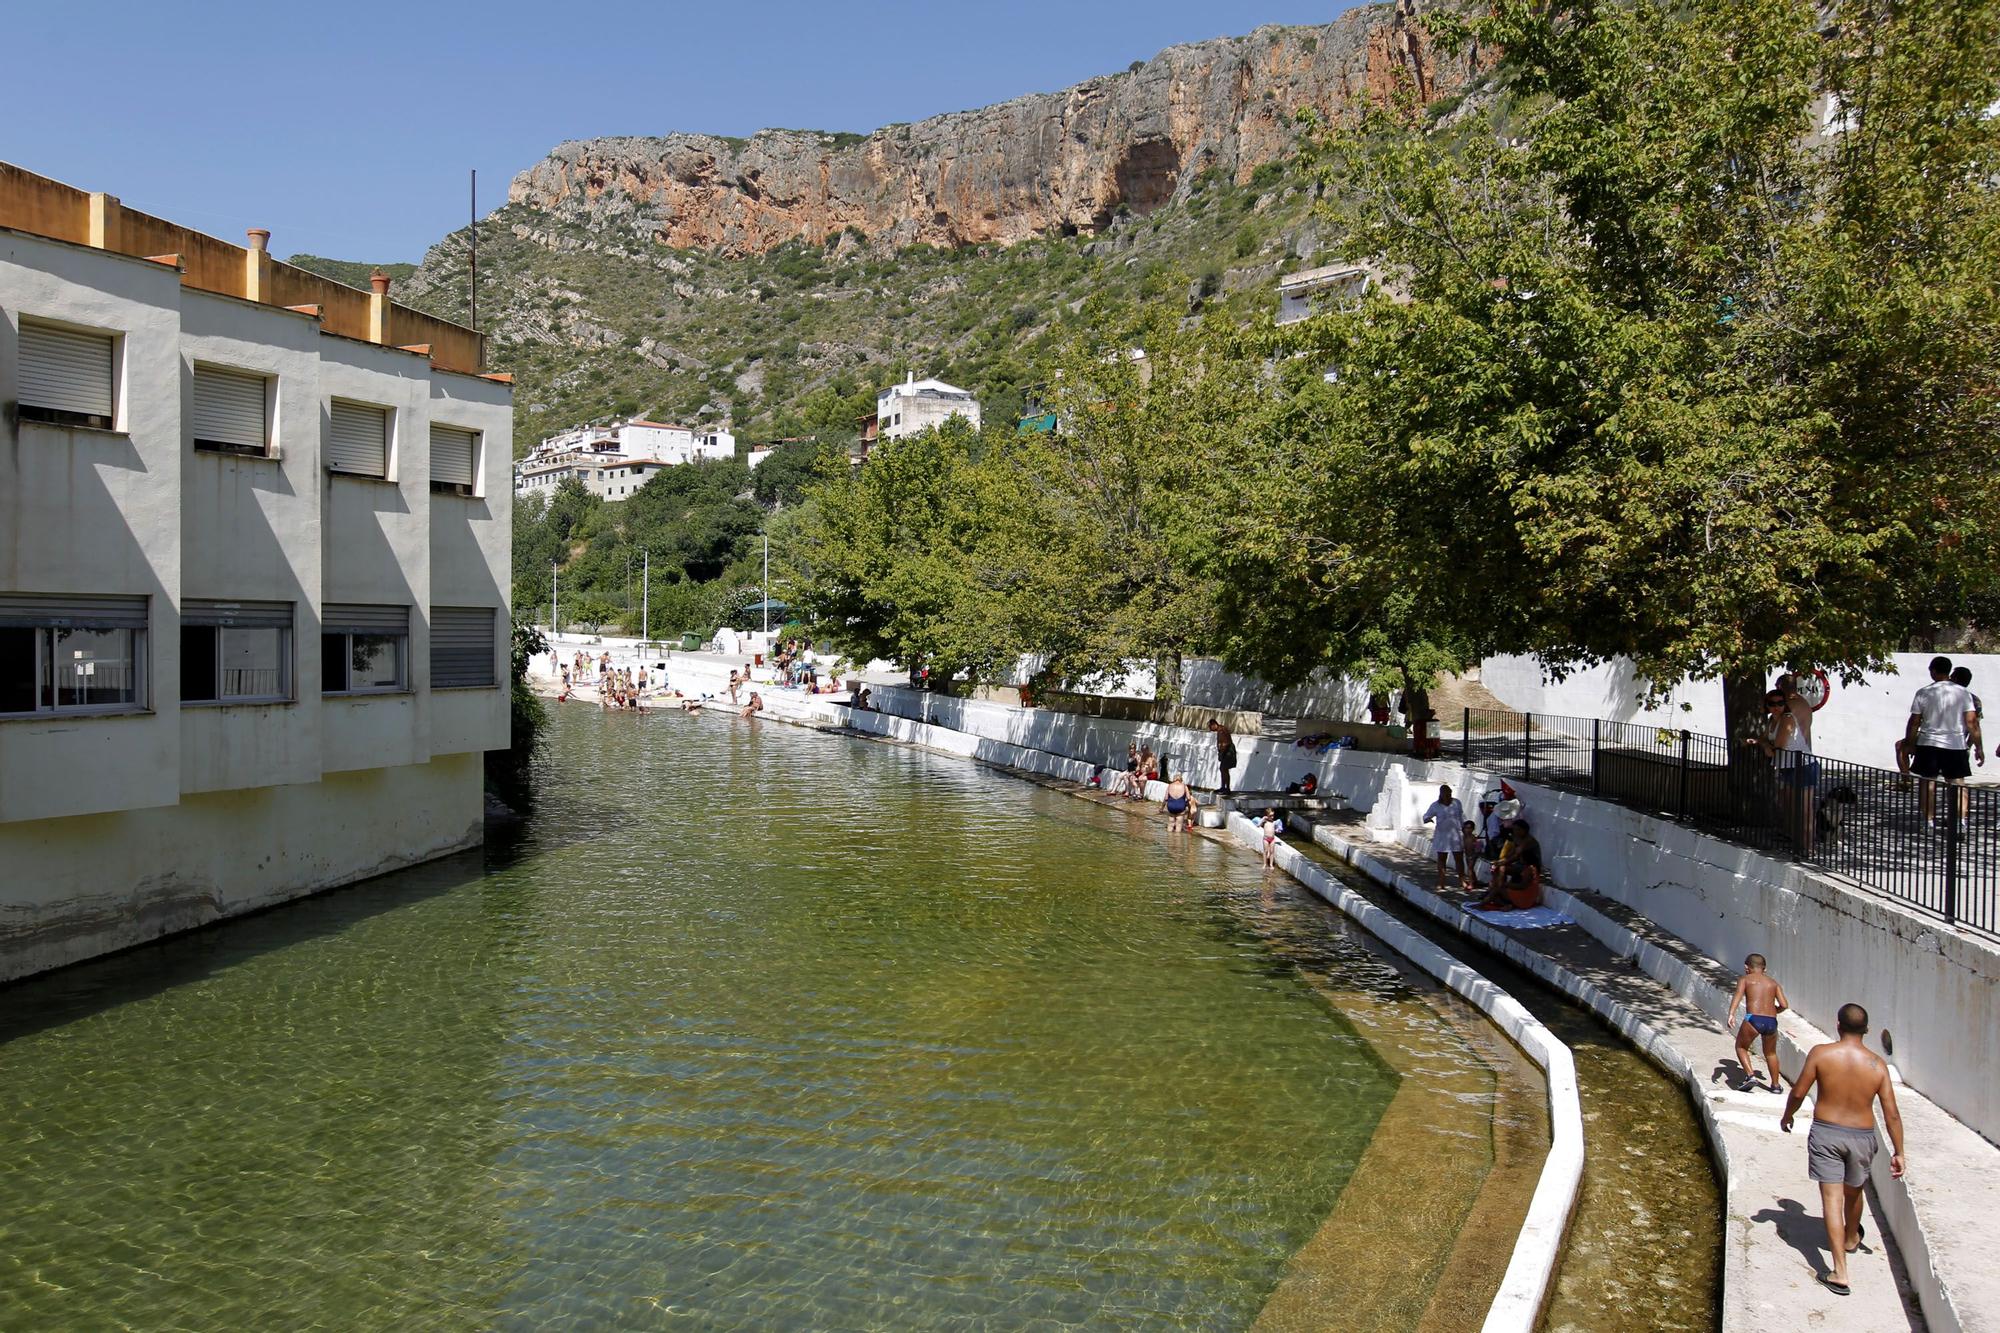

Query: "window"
left=322, top=603, right=407, bottom=694
left=0, top=593, right=147, bottom=715
left=431, top=423, right=478, bottom=496
left=182, top=600, right=291, bottom=703
left=327, top=400, right=389, bottom=478
left=19, top=321, right=115, bottom=429
left=431, top=606, right=497, bottom=688
left=192, top=365, right=271, bottom=456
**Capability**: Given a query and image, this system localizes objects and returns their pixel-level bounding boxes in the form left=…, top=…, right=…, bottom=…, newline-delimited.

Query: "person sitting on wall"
left=1284, top=772, right=1319, bottom=796
left=741, top=691, right=765, bottom=720
left=855, top=687, right=873, bottom=711
left=1474, top=821, right=1544, bottom=911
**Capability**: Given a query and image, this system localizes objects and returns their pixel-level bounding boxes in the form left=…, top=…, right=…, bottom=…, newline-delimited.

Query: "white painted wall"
left=427, top=370, right=513, bottom=758
left=1482, top=652, right=2000, bottom=775
left=178, top=290, right=326, bottom=796
left=0, top=228, right=512, bottom=982
left=0, top=231, right=185, bottom=821
left=0, top=752, right=484, bottom=984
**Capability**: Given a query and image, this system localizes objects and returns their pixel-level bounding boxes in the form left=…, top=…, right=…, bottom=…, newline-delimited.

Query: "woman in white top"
left=1422, top=784, right=1471, bottom=891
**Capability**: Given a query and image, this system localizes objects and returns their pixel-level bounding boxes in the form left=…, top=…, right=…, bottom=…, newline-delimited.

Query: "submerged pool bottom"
left=0, top=709, right=1546, bottom=1329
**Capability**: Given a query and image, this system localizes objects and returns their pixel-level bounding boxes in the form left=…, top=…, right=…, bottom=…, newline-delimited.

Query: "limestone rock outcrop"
left=507, top=2, right=1476, bottom=255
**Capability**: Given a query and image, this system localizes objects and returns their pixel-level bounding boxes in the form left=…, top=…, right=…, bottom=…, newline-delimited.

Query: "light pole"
left=550, top=560, right=558, bottom=639
left=640, top=547, right=649, bottom=647
left=762, top=530, right=770, bottom=635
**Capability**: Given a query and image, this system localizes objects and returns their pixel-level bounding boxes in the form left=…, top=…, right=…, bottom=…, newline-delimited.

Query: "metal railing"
left=1446, top=707, right=1999, bottom=937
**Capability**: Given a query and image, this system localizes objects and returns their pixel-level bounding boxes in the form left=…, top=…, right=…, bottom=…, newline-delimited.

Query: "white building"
left=876, top=375, right=981, bottom=441
left=0, top=162, right=512, bottom=983
left=1276, top=262, right=1372, bottom=325
left=514, top=418, right=736, bottom=502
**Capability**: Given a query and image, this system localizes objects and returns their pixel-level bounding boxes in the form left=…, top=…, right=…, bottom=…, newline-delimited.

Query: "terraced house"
left=0, top=163, right=513, bottom=982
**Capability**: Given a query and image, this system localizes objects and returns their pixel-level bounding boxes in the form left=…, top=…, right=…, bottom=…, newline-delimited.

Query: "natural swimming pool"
left=0, top=707, right=1546, bottom=1329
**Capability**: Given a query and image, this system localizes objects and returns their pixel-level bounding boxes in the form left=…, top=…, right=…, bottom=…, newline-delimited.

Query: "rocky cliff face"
left=507, top=2, right=1475, bottom=255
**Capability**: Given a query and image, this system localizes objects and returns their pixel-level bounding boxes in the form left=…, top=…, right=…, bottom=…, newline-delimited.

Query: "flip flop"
left=1847, top=1222, right=1865, bottom=1253
left=1819, top=1273, right=1851, bottom=1297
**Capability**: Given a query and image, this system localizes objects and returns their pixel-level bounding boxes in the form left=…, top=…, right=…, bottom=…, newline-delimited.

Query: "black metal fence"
left=1445, top=707, right=1999, bottom=937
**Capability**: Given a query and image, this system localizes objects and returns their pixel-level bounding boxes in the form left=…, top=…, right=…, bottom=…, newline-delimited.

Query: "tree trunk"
left=1155, top=652, right=1184, bottom=705
left=1721, top=670, right=1769, bottom=746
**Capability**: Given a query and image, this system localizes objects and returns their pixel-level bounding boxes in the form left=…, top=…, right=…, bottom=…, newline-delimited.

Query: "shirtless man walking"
left=1780, top=1003, right=1907, bottom=1297
left=1726, top=954, right=1790, bottom=1091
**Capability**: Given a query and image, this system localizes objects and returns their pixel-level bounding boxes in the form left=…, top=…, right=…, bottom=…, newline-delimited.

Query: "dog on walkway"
left=1817, top=785, right=1858, bottom=843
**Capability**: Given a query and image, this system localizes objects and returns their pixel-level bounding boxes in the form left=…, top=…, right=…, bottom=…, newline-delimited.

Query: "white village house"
left=875, top=374, right=981, bottom=442
left=515, top=419, right=736, bottom=502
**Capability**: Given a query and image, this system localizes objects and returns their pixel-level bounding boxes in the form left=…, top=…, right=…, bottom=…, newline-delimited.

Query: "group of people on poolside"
left=556, top=649, right=667, bottom=709
left=1420, top=781, right=1543, bottom=910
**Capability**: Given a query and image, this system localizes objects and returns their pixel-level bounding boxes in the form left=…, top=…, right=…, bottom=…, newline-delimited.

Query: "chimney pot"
left=246, top=228, right=270, bottom=252
left=370, top=269, right=392, bottom=296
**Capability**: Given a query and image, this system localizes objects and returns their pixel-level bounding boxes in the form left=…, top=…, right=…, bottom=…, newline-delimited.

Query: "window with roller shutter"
left=326, top=400, right=389, bottom=477
left=430, top=424, right=478, bottom=495
left=19, top=321, right=116, bottom=429
left=191, top=365, right=271, bottom=456
left=430, top=606, right=497, bottom=688
left=321, top=603, right=408, bottom=693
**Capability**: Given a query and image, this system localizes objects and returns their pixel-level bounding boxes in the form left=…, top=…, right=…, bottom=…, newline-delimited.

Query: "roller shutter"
left=323, top=603, right=408, bottom=636
left=431, top=424, right=477, bottom=489
left=0, top=592, right=147, bottom=629
left=183, top=598, right=292, bottom=629
left=327, top=401, right=388, bottom=476
left=192, top=366, right=269, bottom=453
left=20, top=322, right=115, bottom=421
left=430, top=606, right=496, bottom=687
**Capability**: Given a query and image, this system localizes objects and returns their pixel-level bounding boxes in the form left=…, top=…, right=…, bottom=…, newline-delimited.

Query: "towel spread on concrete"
left=1459, top=904, right=1574, bottom=930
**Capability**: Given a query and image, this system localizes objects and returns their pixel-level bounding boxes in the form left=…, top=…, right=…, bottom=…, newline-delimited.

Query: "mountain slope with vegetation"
left=286, top=5, right=1482, bottom=457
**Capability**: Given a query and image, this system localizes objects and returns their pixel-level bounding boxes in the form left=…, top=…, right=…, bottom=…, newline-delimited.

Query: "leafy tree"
left=790, top=419, right=1002, bottom=678
left=752, top=442, right=831, bottom=508
left=991, top=312, right=1247, bottom=699
left=1241, top=0, right=2000, bottom=734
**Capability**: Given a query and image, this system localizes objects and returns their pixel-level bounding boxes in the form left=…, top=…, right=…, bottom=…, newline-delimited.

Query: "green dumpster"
left=679, top=632, right=703, bottom=651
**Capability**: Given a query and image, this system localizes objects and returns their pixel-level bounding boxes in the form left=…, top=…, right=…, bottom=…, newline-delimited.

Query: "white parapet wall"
left=0, top=754, right=484, bottom=983
left=1481, top=651, right=2000, bottom=774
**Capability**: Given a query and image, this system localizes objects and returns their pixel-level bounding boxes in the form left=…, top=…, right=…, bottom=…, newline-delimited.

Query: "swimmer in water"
left=1160, top=773, right=1197, bottom=833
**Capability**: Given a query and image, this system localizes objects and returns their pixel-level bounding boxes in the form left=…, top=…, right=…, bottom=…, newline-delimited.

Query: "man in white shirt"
left=1906, top=655, right=1983, bottom=826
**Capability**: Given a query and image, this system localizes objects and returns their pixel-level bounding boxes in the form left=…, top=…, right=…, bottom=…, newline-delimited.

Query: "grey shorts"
left=1807, top=1120, right=1879, bottom=1187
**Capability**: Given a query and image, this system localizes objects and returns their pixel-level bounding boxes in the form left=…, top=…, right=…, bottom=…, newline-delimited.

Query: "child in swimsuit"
left=1727, top=953, right=1790, bottom=1091
left=1259, top=809, right=1282, bottom=868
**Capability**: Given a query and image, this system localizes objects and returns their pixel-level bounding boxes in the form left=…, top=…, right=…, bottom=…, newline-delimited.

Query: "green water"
left=0, top=709, right=1512, bottom=1329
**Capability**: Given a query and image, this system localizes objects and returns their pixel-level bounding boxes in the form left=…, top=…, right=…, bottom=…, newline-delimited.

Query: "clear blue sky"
left=11, top=0, right=1358, bottom=264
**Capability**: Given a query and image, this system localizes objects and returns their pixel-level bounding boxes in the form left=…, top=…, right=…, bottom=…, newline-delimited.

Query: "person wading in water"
left=1161, top=771, right=1198, bottom=833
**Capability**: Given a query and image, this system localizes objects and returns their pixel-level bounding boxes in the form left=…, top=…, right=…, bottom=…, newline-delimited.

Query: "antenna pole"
left=469, top=169, right=479, bottom=366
